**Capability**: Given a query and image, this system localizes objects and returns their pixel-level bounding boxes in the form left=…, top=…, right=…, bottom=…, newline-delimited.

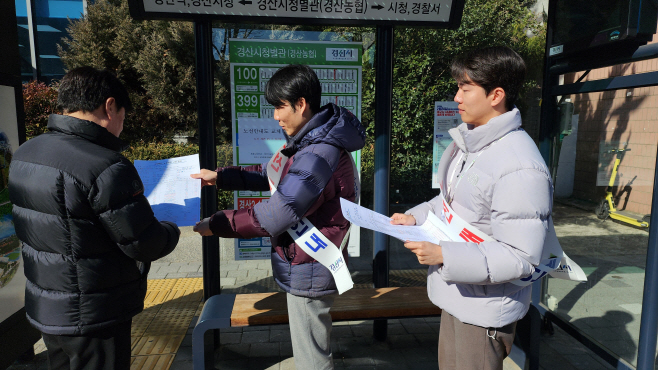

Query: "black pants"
left=41, top=320, right=132, bottom=370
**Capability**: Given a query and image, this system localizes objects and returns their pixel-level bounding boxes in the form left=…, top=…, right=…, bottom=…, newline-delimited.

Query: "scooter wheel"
left=595, top=201, right=610, bottom=220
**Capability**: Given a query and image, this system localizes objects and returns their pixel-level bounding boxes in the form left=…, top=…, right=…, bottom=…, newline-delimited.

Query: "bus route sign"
left=128, top=0, right=464, bottom=28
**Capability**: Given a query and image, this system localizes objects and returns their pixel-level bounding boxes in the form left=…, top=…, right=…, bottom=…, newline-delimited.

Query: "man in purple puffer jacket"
left=191, top=64, right=365, bottom=370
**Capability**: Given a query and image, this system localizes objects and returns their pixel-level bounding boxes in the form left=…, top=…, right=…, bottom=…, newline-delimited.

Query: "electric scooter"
left=595, top=148, right=650, bottom=227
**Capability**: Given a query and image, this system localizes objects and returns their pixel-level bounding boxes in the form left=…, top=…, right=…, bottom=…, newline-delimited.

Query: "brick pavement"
left=7, top=222, right=619, bottom=370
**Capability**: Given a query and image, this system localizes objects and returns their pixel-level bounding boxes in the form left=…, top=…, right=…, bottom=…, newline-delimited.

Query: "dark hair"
left=57, top=66, right=132, bottom=113
left=451, top=46, right=526, bottom=111
left=264, top=64, right=321, bottom=114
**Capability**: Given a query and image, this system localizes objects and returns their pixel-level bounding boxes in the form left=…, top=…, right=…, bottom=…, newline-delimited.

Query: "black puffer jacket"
left=8, top=114, right=179, bottom=335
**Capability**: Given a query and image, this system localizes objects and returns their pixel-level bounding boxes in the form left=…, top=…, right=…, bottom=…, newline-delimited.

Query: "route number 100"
left=236, top=67, right=258, bottom=80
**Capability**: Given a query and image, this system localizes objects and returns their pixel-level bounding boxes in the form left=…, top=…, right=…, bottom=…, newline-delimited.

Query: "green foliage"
left=125, top=142, right=234, bottom=210
left=123, top=142, right=199, bottom=161
left=55, top=0, right=545, bottom=207
left=334, top=0, right=546, bottom=206
left=22, top=81, right=60, bottom=139
left=387, top=0, right=544, bottom=204
left=58, top=0, right=227, bottom=143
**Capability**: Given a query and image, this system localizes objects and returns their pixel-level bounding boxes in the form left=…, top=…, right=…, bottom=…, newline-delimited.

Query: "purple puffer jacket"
left=209, top=103, right=366, bottom=297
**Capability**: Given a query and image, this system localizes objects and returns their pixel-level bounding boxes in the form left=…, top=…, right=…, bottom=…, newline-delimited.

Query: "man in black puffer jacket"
left=8, top=67, right=180, bottom=370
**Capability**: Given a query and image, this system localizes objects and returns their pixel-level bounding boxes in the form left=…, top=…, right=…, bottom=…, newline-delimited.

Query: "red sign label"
left=442, top=200, right=453, bottom=224
left=237, top=197, right=268, bottom=209
left=270, top=152, right=283, bottom=172
left=459, top=228, right=484, bottom=244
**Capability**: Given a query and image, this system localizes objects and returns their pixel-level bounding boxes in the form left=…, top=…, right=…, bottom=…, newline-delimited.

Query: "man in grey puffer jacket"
left=391, top=46, right=553, bottom=370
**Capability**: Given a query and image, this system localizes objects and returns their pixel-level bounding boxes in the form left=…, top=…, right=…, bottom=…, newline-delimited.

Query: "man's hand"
left=390, top=213, right=416, bottom=225
left=193, top=217, right=214, bottom=236
left=190, top=169, right=218, bottom=187
left=404, top=241, right=443, bottom=265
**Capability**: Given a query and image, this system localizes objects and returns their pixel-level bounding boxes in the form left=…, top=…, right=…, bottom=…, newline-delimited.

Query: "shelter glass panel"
left=210, top=24, right=381, bottom=285
left=546, top=90, right=653, bottom=368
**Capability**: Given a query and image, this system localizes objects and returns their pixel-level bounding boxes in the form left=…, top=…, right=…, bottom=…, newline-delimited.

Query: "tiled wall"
left=566, top=36, right=658, bottom=215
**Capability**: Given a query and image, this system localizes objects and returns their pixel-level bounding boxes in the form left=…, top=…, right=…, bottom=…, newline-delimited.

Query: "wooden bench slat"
left=232, top=293, right=288, bottom=326
left=230, top=287, right=441, bottom=327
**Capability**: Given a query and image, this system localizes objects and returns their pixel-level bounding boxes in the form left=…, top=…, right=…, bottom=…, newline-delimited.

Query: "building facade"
left=15, top=0, right=85, bottom=82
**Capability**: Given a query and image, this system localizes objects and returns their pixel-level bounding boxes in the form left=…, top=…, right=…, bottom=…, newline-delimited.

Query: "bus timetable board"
left=230, top=39, right=362, bottom=260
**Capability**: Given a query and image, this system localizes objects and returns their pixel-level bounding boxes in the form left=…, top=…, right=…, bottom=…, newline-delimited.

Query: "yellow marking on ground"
left=147, top=279, right=178, bottom=291
left=132, top=335, right=186, bottom=356
left=130, top=354, right=175, bottom=370
left=195, top=302, right=204, bottom=317
left=130, top=278, right=204, bottom=370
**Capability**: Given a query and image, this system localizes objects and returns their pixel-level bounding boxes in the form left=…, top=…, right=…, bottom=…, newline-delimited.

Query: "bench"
left=192, top=287, right=441, bottom=370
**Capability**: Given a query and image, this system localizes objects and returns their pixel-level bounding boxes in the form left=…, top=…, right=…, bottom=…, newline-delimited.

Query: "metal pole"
left=373, top=24, right=393, bottom=342
left=538, top=0, right=558, bottom=165
left=635, top=148, right=658, bottom=369
left=194, top=21, right=220, bottom=301
left=25, top=0, right=40, bottom=81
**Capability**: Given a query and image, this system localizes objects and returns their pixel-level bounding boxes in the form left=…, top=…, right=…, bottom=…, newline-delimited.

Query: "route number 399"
left=236, top=94, right=258, bottom=107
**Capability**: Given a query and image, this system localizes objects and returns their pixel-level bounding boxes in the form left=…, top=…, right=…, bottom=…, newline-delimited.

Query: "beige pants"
left=438, top=311, right=516, bottom=370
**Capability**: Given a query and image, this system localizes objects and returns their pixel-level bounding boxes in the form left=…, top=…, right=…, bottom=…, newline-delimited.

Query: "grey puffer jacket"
left=406, top=108, right=553, bottom=328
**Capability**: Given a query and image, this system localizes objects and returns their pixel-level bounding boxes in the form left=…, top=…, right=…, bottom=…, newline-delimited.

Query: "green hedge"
left=125, top=142, right=234, bottom=211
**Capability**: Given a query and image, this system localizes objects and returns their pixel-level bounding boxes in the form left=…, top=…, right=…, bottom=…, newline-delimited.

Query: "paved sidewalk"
left=143, top=262, right=613, bottom=370
left=7, top=215, right=622, bottom=370
left=6, top=259, right=615, bottom=370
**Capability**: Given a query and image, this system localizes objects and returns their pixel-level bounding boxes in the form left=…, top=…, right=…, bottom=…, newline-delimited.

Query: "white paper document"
left=237, top=118, right=287, bottom=164
left=134, top=154, right=201, bottom=227
left=339, top=198, right=454, bottom=243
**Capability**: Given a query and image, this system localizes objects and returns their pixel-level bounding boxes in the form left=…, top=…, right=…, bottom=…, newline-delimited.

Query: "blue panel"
left=35, top=0, right=83, bottom=19
left=18, top=24, right=62, bottom=32
left=46, top=0, right=83, bottom=19
left=15, top=0, right=27, bottom=17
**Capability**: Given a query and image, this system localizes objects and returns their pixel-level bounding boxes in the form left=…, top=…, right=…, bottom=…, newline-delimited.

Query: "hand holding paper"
left=404, top=241, right=443, bottom=265
left=190, top=169, right=218, bottom=187
left=339, top=198, right=451, bottom=244
left=340, top=197, right=587, bottom=284
left=194, top=217, right=213, bottom=236
left=390, top=213, right=417, bottom=226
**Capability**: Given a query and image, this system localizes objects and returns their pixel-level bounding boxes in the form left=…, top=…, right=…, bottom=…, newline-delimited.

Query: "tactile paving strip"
left=131, top=306, right=159, bottom=337
left=144, top=303, right=198, bottom=336
left=171, top=278, right=204, bottom=290
left=132, top=335, right=186, bottom=356
left=147, top=279, right=178, bottom=291
left=130, top=278, right=204, bottom=370
left=130, top=354, right=175, bottom=370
